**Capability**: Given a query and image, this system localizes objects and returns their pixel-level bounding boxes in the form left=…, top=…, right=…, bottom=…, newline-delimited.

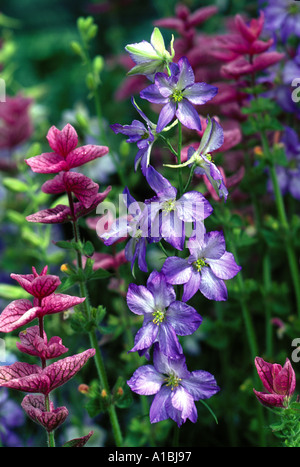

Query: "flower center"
left=172, top=89, right=184, bottom=103
left=162, top=198, right=176, bottom=214
left=193, top=258, right=208, bottom=271
left=134, top=228, right=143, bottom=238
left=152, top=309, right=165, bottom=325
left=164, top=373, right=182, bottom=391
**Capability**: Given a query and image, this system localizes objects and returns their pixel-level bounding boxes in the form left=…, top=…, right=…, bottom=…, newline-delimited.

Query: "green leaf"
left=3, top=177, right=29, bottom=193
left=0, top=284, right=30, bottom=300
left=83, top=241, right=94, bottom=257
left=87, top=268, right=112, bottom=281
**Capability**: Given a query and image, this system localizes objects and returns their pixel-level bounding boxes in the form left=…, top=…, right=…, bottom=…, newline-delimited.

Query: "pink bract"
left=0, top=349, right=96, bottom=395
left=25, top=123, right=109, bottom=173
left=16, top=326, right=68, bottom=360
left=21, top=394, right=69, bottom=432
left=253, top=357, right=296, bottom=408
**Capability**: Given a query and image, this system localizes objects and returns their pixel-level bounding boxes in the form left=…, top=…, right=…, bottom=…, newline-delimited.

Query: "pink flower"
left=0, top=94, right=33, bottom=149
left=253, top=357, right=296, bottom=408
left=81, top=250, right=127, bottom=271
left=25, top=123, right=109, bottom=173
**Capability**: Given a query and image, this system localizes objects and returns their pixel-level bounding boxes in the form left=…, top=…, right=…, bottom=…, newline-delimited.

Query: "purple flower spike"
left=21, top=395, right=69, bottom=432
left=111, top=98, right=156, bottom=174
left=127, top=345, right=220, bottom=427
left=16, top=326, right=68, bottom=360
left=162, top=231, right=241, bottom=302
left=140, top=56, right=218, bottom=132
left=126, top=271, right=202, bottom=358
left=25, top=123, right=109, bottom=174
left=254, top=357, right=296, bottom=408
left=0, top=349, right=95, bottom=395
left=146, top=166, right=212, bottom=250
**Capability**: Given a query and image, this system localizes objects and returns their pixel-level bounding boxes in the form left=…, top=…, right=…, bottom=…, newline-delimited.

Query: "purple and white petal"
left=167, top=301, right=202, bottom=335
left=176, top=191, right=213, bottom=222
left=208, top=251, right=241, bottom=280
left=126, top=283, right=156, bottom=315
left=176, top=100, right=202, bottom=132
left=150, top=386, right=172, bottom=423
left=183, top=83, right=218, bottom=106
left=127, top=365, right=164, bottom=396
left=176, top=57, right=195, bottom=90
left=199, top=118, right=224, bottom=155
left=171, top=385, right=195, bottom=422
left=130, top=322, right=158, bottom=353
left=181, top=370, right=220, bottom=400
left=199, top=267, right=228, bottom=301
left=157, top=322, right=183, bottom=358
left=140, top=83, right=169, bottom=105
left=182, top=269, right=201, bottom=302
left=161, top=256, right=192, bottom=285
left=156, top=101, right=177, bottom=133
left=146, top=271, right=176, bottom=309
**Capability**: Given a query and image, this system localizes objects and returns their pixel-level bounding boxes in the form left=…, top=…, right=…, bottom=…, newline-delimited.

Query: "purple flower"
left=127, top=271, right=202, bottom=358
left=161, top=231, right=241, bottom=302
left=102, top=187, right=149, bottom=272
left=140, top=56, right=218, bottom=132
left=267, top=126, right=300, bottom=200
left=110, top=98, right=156, bottom=174
left=127, top=344, right=220, bottom=427
left=165, top=117, right=228, bottom=200
left=260, top=0, right=300, bottom=43
left=0, top=388, right=25, bottom=447
left=146, top=166, right=212, bottom=250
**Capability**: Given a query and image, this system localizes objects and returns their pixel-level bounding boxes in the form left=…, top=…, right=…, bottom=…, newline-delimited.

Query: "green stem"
left=260, top=131, right=300, bottom=318
left=67, top=194, right=123, bottom=447
left=177, top=121, right=183, bottom=197
left=263, top=252, right=273, bottom=358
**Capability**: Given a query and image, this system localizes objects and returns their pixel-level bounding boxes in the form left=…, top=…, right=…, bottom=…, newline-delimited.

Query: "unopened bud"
left=78, top=384, right=90, bottom=394
left=101, top=389, right=108, bottom=398
left=116, top=387, right=124, bottom=397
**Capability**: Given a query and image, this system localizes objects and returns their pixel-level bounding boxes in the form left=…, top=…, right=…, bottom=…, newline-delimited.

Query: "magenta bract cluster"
left=0, top=266, right=95, bottom=435
left=25, top=123, right=112, bottom=224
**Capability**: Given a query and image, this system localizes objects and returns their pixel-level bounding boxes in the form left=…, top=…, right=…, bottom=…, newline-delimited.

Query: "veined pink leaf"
left=0, top=300, right=41, bottom=333
left=47, top=124, right=78, bottom=156
left=21, top=394, right=69, bottom=432
left=11, top=273, right=61, bottom=299
left=16, top=326, right=68, bottom=360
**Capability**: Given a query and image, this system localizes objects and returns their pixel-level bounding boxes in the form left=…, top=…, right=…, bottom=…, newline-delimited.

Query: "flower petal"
left=208, top=251, right=241, bottom=279
left=25, top=153, right=67, bottom=174
left=0, top=300, right=40, bottom=333
left=161, top=257, right=192, bottom=285
left=176, top=100, right=202, bottom=132
left=127, top=365, right=164, bottom=396
left=46, top=124, right=78, bottom=156
left=156, top=101, right=177, bottom=133
left=126, top=283, right=156, bottom=315
left=167, top=301, right=202, bottom=335
left=199, top=267, right=228, bottom=301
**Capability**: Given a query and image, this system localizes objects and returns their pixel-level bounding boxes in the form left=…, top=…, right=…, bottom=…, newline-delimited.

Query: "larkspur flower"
left=146, top=166, right=212, bottom=250
left=101, top=187, right=149, bottom=272
left=161, top=231, right=241, bottom=302
left=110, top=97, right=156, bottom=174
left=127, top=344, right=220, bottom=427
left=260, top=0, right=300, bottom=43
left=25, top=123, right=109, bottom=173
left=127, top=271, right=202, bottom=358
left=165, top=116, right=228, bottom=201
left=267, top=126, right=300, bottom=200
left=253, top=357, right=296, bottom=408
left=140, top=56, right=218, bottom=133
left=125, top=27, right=175, bottom=81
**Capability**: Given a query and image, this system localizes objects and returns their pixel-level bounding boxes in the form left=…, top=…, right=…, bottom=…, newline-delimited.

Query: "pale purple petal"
left=188, top=231, right=226, bottom=260
left=181, top=370, right=220, bottom=400
left=198, top=118, right=224, bottom=155
left=150, top=386, right=172, bottom=423
left=146, top=166, right=177, bottom=198
left=161, top=256, right=192, bottom=284
left=208, top=251, right=241, bottom=279
left=199, top=267, right=228, bottom=301
left=157, top=323, right=183, bottom=357
left=127, top=365, right=164, bottom=396
left=126, top=284, right=156, bottom=315
left=182, top=269, right=201, bottom=302
left=156, top=101, right=177, bottom=133
left=176, top=191, right=213, bottom=222
left=176, top=57, right=195, bottom=90
left=176, top=100, right=202, bottom=132
left=140, top=83, right=169, bottom=105
left=146, top=271, right=176, bottom=309
left=171, top=385, right=195, bottom=421
left=183, top=83, right=218, bottom=106
left=130, top=322, right=158, bottom=353
left=167, top=301, right=202, bottom=335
